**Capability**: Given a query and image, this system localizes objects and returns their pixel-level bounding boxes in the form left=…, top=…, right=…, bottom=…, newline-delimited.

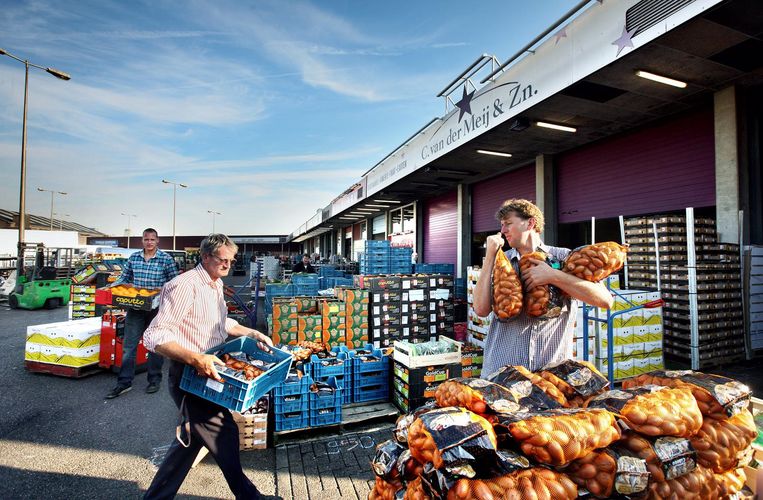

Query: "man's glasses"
left=211, top=255, right=237, bottom=266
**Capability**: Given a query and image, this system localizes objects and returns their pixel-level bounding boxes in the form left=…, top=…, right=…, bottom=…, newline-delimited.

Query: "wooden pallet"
left=24, top=360, right=103, bottom=378
left=272, top=401, right=398, bottom=446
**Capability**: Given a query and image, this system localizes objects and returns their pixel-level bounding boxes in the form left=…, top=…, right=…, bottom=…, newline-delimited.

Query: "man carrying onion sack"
left=142, top=233, right=273, bottom=499
left=472, top=199, right=613, bottom=377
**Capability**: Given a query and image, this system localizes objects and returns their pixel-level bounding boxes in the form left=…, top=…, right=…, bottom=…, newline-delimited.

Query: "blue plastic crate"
left=351, top=345, right=389, bottom=373
left=310, top=376, right=343, bottom=410
left=292, top=274, right=320, bottom=286
left=273, top=392, right=309, bottom=413
left=354, top=371, right=387, bottom=389
left=311, top=350, right=352, bottom=380
left=274, top=411, right=310, bottom=432
left=295, top=284, right=319, bottom=295
left=352, top=383, right=389, bottom=403
left=332, top=277, right=354, bottom=287
left=180, top=337, right=292, bottom=412
left=435, top=264, right=455, bottom=274
left=364, top=240, right=390, bottom=249
left=310, top=406, right=342, bottom=427
left=272, top=373, right=312, bottom=397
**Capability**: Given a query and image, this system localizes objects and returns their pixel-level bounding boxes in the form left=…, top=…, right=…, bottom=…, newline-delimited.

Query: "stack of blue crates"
left=309, top=376, right=343, bottom=427
left=310, top=347, right=353, bottom=405
left=350, top=345, right=390, bottom=403
left=292, top=273, right=320, bottom=296
left=389, top=247, right=413, bottom=274
left=264, top=283, right=295, bottom=315
left=360, top=240, right=391, bottom=274
left=413, top=263, right=455, bottom=274
left=272, top=373, right=311, bottom=432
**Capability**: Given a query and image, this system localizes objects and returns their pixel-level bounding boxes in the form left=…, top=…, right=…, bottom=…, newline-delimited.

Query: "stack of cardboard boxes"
left=391, top=338, right=462, bottom=413
left=624, top=213, right=744, bottom=368
left=466, top=266, right=491, bottom=346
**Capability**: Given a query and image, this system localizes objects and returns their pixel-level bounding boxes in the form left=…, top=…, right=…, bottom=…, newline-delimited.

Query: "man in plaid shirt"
left=105, top=228, right=180, bottom=399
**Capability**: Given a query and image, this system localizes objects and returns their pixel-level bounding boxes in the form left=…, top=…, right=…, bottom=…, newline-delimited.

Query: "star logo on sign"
left=612, top=25, right=637, bottom=57
left=455, top=86, right=475, bottom=122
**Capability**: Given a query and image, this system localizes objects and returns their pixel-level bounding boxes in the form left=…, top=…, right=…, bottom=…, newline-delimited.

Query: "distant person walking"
left=105, top=228, right=179, bottom=399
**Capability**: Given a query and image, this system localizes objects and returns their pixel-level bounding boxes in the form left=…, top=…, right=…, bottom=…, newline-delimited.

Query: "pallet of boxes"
left=624, top=211, right=745, bottom=369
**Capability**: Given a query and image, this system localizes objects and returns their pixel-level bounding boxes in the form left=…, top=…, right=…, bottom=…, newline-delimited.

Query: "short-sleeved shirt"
left=114, top=249, right=180, bottom=289
left=481, top=244, right=579, bottom=378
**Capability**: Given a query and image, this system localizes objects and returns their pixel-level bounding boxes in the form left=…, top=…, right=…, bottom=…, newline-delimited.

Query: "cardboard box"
left=354, top=275, right=402, bottom=291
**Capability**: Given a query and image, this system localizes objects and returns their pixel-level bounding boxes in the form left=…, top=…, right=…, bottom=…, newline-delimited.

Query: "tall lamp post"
left=37, top=187, right=67, bottom=230
left=0, top=48, right=70, bottom=284
left=161, top=179, right=187, bottom=250
left=207, top=210, right=221, bottom=233
left=53, top=212, right=70, bottom=230
left=121, top=212, right=137, bottom=248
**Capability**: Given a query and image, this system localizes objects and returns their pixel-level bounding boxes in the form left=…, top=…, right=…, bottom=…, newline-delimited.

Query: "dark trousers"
left=117, top=308, right=163, bottom=387
left=143, top=361, right=260, bottom=500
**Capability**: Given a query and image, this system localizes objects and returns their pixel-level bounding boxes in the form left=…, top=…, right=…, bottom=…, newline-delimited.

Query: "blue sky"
left=1, top=0, right=577, bottom=237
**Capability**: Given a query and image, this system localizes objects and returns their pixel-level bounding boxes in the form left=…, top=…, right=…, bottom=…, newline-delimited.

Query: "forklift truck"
left=8, top=243, right=71, bottom=310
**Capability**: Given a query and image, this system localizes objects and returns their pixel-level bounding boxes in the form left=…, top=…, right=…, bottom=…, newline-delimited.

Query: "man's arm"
left=522, top=259, right=614, bottom=309
left=155, top=341, right=226, bottom=382
left=472, top=233, right=504, bottom=317
left=227, top=323, right=274, bottom=352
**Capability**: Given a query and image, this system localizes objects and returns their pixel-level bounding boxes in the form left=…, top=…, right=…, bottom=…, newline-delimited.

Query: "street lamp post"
left=37, top=187, right=67, bottom=230
left=53, top=212, right=70, bottom=230
left=121, top=213, right=137, bottom=248
left=0, top=48, right=70, bottom=283
left=207, top=210, right=221, bottom=233
left=161, top=179, right=188, bottom=250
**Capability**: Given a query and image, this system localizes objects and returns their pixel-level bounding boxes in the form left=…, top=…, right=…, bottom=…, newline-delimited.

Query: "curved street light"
left=37, top=187, right=67, bottom=231
left=162, top=179, right=188, bottom=250
left=207, top=210, right=222, bottom=233
left=0, top=47, right=70, bottom=284
left=121, top=213, right=138, bottom=248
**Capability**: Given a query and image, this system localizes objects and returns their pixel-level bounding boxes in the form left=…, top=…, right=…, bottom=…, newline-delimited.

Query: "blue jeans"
left=117, top=308, right=163, bottom=387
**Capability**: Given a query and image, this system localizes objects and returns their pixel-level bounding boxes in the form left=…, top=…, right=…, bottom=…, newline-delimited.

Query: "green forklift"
left=8, top=243, right=71, bottom=310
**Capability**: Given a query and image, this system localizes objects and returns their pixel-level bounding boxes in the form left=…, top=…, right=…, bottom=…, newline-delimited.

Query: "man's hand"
left=190, top=353, right=225, bottom=383
left=485, top=233, right=504, bottom=259
left=248, top=329, right=274, bottom=353
left=521, top=258, right=559, bottom=289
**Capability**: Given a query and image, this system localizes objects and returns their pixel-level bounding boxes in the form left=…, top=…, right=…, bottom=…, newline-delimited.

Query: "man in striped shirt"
left=143, top=233, right=272, bottom=500
left=473, top=199, right=613, bottom=377
left=105, top=228, right=180, bottom=399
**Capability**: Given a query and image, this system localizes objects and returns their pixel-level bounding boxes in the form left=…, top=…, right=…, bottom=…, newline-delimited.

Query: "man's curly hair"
left=495, top=198, right=544, bottom=233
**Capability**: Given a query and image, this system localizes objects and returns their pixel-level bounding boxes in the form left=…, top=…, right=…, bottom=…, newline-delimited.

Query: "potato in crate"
left=180, top=337, right=292, bottom=412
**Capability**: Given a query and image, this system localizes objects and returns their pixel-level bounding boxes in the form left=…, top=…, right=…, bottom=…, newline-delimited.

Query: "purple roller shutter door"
left=557, top=109, right=715, bottom=223
left=472, top=165, right=535, bottom=233
left=423, top=190, right=457, bottom=265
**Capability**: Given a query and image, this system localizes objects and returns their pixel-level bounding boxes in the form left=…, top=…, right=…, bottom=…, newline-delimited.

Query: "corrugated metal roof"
left=0, top=209, right=107, bottom=236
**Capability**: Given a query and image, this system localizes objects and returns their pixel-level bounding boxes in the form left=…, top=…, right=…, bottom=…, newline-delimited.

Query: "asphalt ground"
left=0, top=273, right=391, bottom=500
left=1, top=274, right=761, bottom=499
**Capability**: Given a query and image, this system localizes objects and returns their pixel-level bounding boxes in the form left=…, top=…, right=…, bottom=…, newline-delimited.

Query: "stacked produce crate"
left=427, top=274, right=455, bottom=338
left=351, top=345, right=391, bottom=403
left=311, top=347, right=353, bottom=404
left=360, top=240, right=391, bottom=274
left=317, top=264, right=354, bottom=289
left=69, top=284, right=97, bottom=319
left=337, top=287, right=369, bottom=349
left=24, top=317, right=101, bottom=368
left=233, top=397, right=269, bottom=450
left=390, top=247, right=413, bottom=274
left=361, top=275, right=403, bottom=348
left=391, top=338, right=462, bottom=413
left=271, top=372, right=312, bottom=432
left=623, top=212, right=744, bottom=369
left=743, top=245, right=763, bottom=350
left=309, top=376, right=343, bottom=427
left=414, top=263, right=455, bottom=274
left=400, top=275, right=430, bottom=344
left=460, top=343, right=484, bottom=378
left=465, top=266, right=491, bottom=346
left=291, top=273, right=320, bottom=296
